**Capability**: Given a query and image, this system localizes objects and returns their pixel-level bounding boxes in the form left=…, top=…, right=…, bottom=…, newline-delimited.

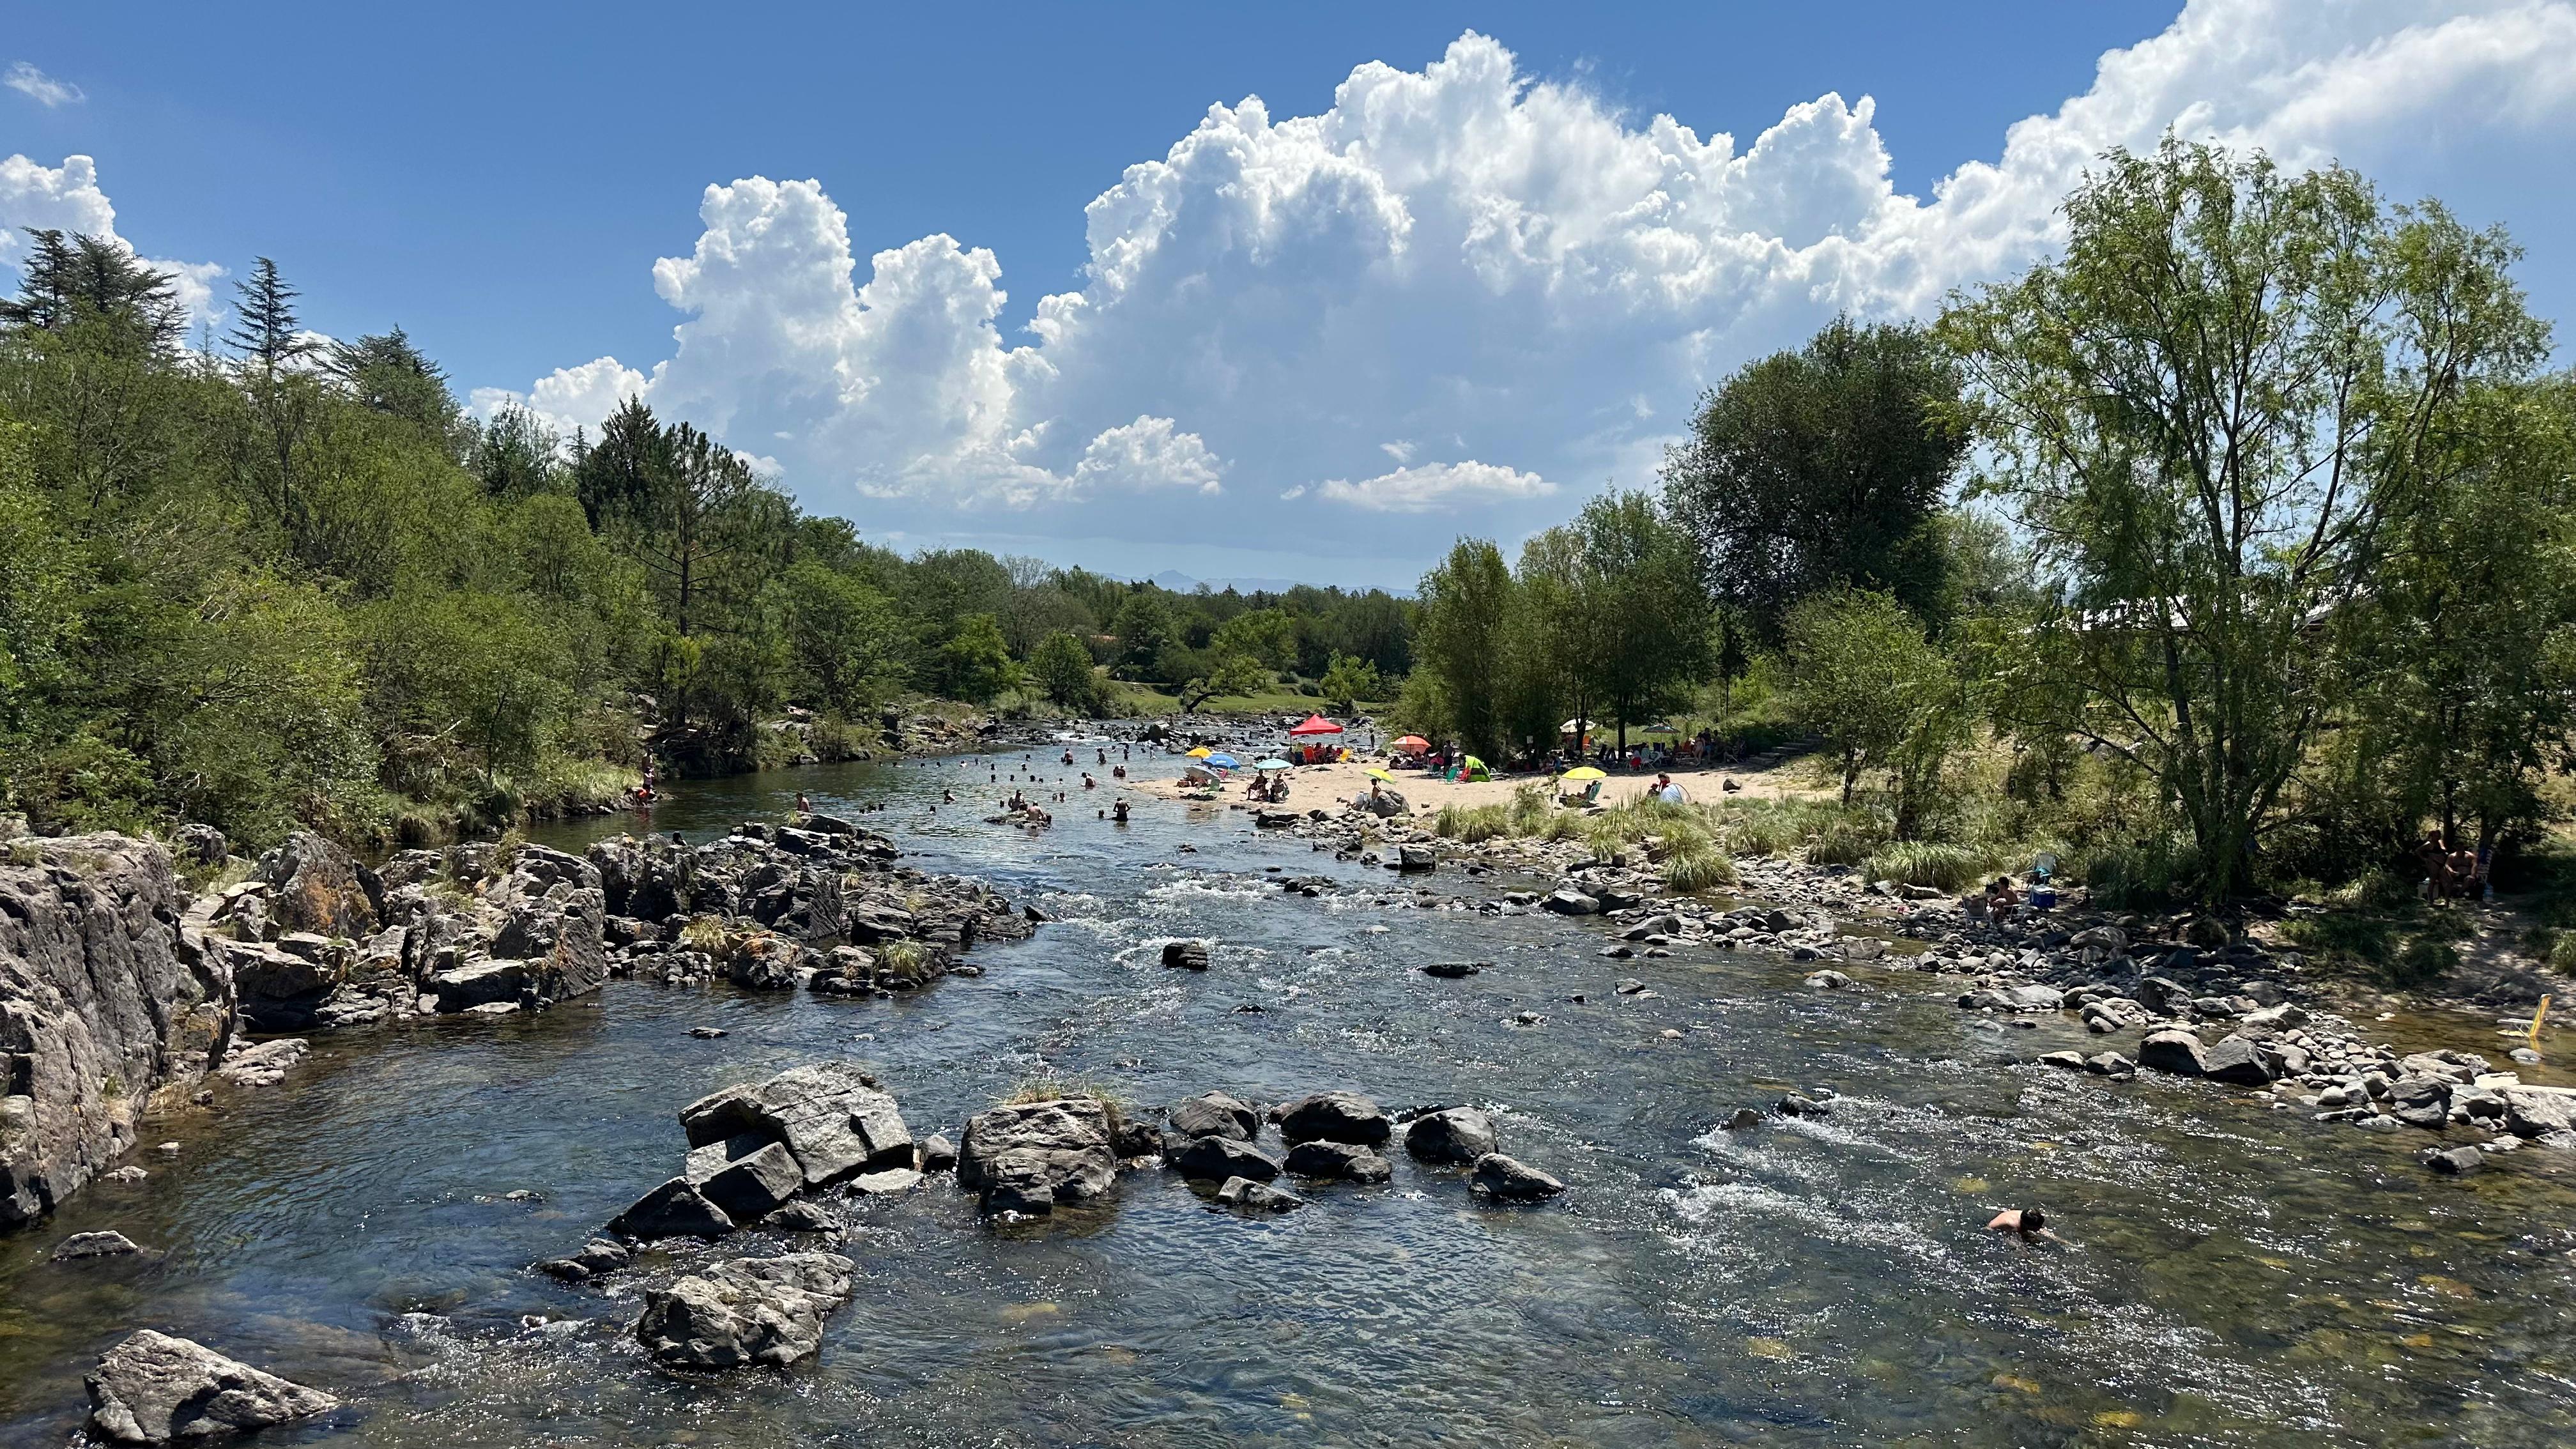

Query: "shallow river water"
left=5, top=749, right=2576, bottom=1446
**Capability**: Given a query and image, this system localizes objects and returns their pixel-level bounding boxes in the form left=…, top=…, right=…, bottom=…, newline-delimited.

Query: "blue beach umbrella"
left=1203, top=752, right=1239, bottom=769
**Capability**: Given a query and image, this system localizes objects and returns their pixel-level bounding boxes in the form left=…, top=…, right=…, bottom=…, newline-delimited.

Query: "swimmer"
left=1984, top=1208, right=2066, bottom=1245
left=1083, top=773, right=1096, bottom=790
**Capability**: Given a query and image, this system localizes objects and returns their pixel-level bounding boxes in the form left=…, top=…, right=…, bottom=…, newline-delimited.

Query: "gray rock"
left=2132, top=976, right=2191, bottom=1016
left=1722, top=1107, right=1763, bottom=1130
left=535, top=1238, right=631, bottom=1281
left=1165, top=1091, right=1261, bottom=1142
left=253, top=831, right=380, bottom=939
left=172, top=824, right=228, bottom=867
left=1404, top=1106, right=1499, bottom=1163
left=917, top=1134, right=958, bottom=1173
left=2421, top=1145, right=2484, bottom=1175
left=2084, top=1052, right=2136, bottom=1077
left=1422, top=960, right=1485, bottom=979
left=1160, top=939, right=1211, bottom=970
left=2386, top=1075, right=2453, bottom=1130
left=2502, top=1087, right=2576, bottom=1139
left=86, top=1330, right=339, bottom=1445
left=1169, top=1135, right=1282, bottom=1182
left=1469, top=1153, right=1565, bottom=1200
left=1284, top=1139, right=1392, bottom=1182
left=608, top=1176, right=737, bottom=1241
left=427, top=958, right=526, bottom=1011
left=3, top=834, right=232, bottom=1227
left=2353, top=1113, right=2406, bottom=1134
left=956, top=1096, right=1119, bottom=1215
left=1276, top=1090, right=1393, bottom=1145
left=1805, top=970, right=1853, bottom=990
left=52, top=1230, right=144, bottom=1260
left=2037, top=1050, right=2087, bottom=1070
left=633, top=1252, right=856, bottom=1369
left=1541, top=889, right=1602, bottom=916
left=2138, top=1029, right=2209, bottom=1077
left=2202, top=1034, right=2274, bottom=1086
left=680, top=1061, right=914, bottom=1187
left=762, top=1200, right=843, bottom=1234
left=685, top=1134, right=808, bottom=1221
left=1213, top=1176, right=1305, bottom=1211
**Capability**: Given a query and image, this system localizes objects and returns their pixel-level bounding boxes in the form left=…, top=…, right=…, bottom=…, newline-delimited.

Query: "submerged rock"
left=1160, top=939, right=1212, bottom=970
left=634, top=1252, right=857, bottom=1369
left=1163, top=1091, right=1261, bottom=1144
left=52, top=1230, right=144, bottom=1260
left=956, top=1097, right=1119, bottom=1215
left=1214, top=1176, right=1305, bottom=1211
left=1469, top=1153, right=1565, bottom=1201
left=86, top=1330, right=339, bottom=1444
left=534, top=1238, right=631, bottom=1282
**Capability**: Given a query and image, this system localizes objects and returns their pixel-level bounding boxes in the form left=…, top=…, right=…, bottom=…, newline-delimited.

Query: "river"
left=4, top=747, right=2573, bottom=1445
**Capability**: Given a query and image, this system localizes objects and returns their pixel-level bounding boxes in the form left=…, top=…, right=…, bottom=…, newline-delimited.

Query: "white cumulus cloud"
left=469, top=355, right=648, bottom=441
left=0, top=154, right=222, bottom=327
left=1316, top=460, right=1555, bottom=512
left=4, top=63, right=83, bottom=109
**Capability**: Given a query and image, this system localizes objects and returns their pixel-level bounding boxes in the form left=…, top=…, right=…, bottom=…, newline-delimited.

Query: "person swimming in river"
left=1112, top=798, right=1130, bottom=823
left=942, top=788, right=956, bottom=803
left=1082, top=773, right=1096, bottom=789
left=1985, top=1208, right=2067, bottom=1245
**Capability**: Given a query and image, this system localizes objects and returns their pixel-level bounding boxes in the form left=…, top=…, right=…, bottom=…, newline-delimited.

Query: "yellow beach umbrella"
left=1186, top=746, right=1213, bottom=758
left=1365, top=768, right=1395, bottom=782
left=1561, top=766, right=1607, bottom=781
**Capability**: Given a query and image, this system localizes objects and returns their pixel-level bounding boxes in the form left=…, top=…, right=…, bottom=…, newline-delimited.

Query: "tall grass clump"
left=1435, top=802, right=1512, bottom=843
left=1663, top=848, right=1738, bottom=892
left=1859, top=840, right=1993, bottom=891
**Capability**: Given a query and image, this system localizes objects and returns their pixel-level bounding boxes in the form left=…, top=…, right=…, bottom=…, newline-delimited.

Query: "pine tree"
left=0, top=228, right=183, bottom=348
left=226, top=256, right=312, bottom=369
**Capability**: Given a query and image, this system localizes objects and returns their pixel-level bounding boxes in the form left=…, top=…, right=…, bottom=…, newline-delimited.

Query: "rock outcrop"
left=85, top=1330, right=337, bottom=1443
left=632, top=1252, right=856, bottom=1369
left=2, top=835, right=233, bottom=1227
left=956, top=1096, right=1119, bottom=1215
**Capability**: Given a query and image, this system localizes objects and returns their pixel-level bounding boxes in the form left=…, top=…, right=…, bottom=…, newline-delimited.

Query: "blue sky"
left=8, top=1, right=2575, bottom=587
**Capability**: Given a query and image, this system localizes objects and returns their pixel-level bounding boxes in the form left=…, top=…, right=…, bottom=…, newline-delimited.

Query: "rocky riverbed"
left=5, top=747, right=2576, bottom=1446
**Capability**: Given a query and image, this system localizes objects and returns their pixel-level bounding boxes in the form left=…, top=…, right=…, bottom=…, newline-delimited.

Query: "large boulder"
left=491, top=886, right=607, bottom=1004
left=956, top=1097, right=1119, bottom=1215
left=2503, top=1087, right=2576, bottom=1140
left=86, top=1330, right=338, bottom=1444
left=3, top=835, right=233, bottom=1227
left=2388, top=1075, right=2454, bottom=1130
left=680, top=1062, right=913, bottom=1188
left=253, top=831, right=379, bottom=939
left=2137, top=1029, right=2209, bottom=1077
left=608, top=1176, right=737, bottom=1241
left=2201, top=1034, right=2274, bottom=1087
left=1284, top=1139, right=1392, bottom=1183
left=1404, top=1107, right=1499, bottom=1163
left=1163, top=1091, right=1260, bottom=1144
left=686, top=1134, right=808, bottom=1221
left=1541, top=889, right=1602, bottom=916
left=1169, top=1135, right=1281, bottom=1183
left=1275, top=1091, right=1392, bottom=1146
left=586, top=836, right=687, bottom=923
left=427, top=959, right=526, bottom=1012
left=633, top=1253, right=856, bottom=1369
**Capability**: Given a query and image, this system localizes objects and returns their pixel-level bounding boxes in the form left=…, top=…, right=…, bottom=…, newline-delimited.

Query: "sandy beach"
left=1130, top=751, right=1826, bottom=815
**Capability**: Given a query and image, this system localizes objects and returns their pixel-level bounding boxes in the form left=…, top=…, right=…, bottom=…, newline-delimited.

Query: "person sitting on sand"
left=1985, top=1208, right=2066, bottom=1245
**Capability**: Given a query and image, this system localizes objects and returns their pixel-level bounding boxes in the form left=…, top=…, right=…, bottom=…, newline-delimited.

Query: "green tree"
left=1662, top=316, right=1966, bottom=646
left=330, top=327, right=460, bottom=443
left=1414, top=539, right=1517, bottom=758
left=1784, top=590, right=1966, bottom=832
left=1319, top=652, right=1384, bottom=714
left=0, top=229, right=183, bottom=349
left=1179, top=650, right=1269, bottom=712
left=1568, top=491, right=1710, bottom=751
left=226, top=257, right=313, bottom=371
left=774, top=560, right=900, bottom=714
left=1111, top=590, right=1172, bottom=675
left=932, top=613, right=1015, bottom=704
left=1030, top=629, right=1103, bottom=714
left=1940, top=138, right=2549, bottom=903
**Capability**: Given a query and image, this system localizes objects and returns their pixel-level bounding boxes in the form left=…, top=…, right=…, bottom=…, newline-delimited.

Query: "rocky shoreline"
left=1201, top=786, right=2576, bottom=1176
left=2, top=811, right=1036, bottom=1236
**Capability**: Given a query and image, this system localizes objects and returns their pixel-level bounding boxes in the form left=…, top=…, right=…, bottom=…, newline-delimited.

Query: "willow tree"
left=1940, top=138, right=2548, bottom=903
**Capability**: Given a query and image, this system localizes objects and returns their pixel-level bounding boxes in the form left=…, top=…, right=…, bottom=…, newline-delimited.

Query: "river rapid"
left=4, top=747, right=2575, bottom=1446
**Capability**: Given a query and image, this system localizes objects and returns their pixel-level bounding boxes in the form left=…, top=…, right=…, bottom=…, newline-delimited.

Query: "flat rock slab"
left=634, top=1253, right=856, bottom=1369
left=1170, top=1135, right=1282, bottom=1183
left=957, top=1097, right=1119, bottom=1215
left=1471, top=1153, right=1565, bottom=1201
left=680, top=1061, right=912, bottom=1187
left=87, top=1330, right=339, bottom=1444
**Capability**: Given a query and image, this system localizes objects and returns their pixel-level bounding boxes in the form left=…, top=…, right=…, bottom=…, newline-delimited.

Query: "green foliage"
left=931, top=613, right=1015, bottom=705
left=1662, top=315, right=1966, bottom=646
left=1942, top=137, right=2550, bottom=905
left=1782, top=589, right=1968, bottom=833
left=1319, top=652, right=1384, bottom=714
left=1859, top=840, right=1993, bottom=891
left=1029, top=629, right=1103, bottom=714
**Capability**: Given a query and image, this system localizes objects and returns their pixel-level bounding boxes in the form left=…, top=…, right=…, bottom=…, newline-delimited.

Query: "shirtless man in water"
left=1985, top=1208, right=2067, bottom=1245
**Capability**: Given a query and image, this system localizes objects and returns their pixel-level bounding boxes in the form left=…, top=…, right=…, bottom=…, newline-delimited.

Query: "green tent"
left=1459, top=755, right=1492, bottom=783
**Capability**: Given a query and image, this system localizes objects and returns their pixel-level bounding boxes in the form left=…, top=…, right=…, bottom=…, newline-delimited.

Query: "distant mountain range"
left=1147, top=569, right=1315, bottom=595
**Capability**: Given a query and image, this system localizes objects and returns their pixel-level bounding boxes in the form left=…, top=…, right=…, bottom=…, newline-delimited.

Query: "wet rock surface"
left=84, top=1330, right=338, bottom=1443
left=633, top=1252, right=857, bottom=1369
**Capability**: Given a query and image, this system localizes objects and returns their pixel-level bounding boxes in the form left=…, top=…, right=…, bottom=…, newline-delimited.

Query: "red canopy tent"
left=1287, top=714, right=1344, bottom=736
